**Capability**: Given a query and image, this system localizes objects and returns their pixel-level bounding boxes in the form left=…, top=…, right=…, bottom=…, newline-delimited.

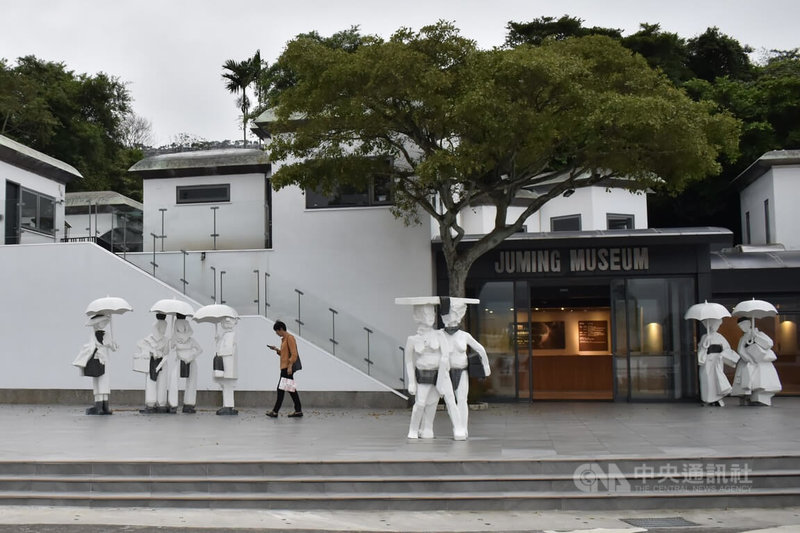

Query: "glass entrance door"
left=524, top=284, right=614, bottom=400
left=611, top=278, right=696, bottom=401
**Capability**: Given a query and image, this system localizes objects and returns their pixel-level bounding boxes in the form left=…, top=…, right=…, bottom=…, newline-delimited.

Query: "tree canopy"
left=266, top=22, right=740, bottom=296
left=0, top=56, right=143, bottom=201
left=506, top=16, right=800, bottom=236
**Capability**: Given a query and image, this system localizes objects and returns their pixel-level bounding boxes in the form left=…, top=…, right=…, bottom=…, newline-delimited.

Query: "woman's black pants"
left=273, top=368, right=302, bottom=413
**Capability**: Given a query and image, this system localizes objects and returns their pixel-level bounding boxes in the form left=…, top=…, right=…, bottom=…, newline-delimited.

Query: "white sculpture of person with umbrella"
left=146, top=298, right=197, bottom=414
left=172, top=313, right=203, bottom=413
left=732, top=299, right=782, bottom=406
left=195, top=304, right=240, bottom=415
left=73, top=296, right=131, bottom=415
left=135, top=313, right=170, bottom=413
left=685, top=301, right=739, bottom=406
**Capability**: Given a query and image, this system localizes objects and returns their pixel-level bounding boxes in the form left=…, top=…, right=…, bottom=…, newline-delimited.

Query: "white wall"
left=457, top=186, right=648, bottom=234
left=0, top=243, right=398, bottom=394
left=1, top=160, right=67, bottom=244
left=64, top=212, right=114, bottom=240
left=772, top=165, right=800, bottom=249
left=740, top=171, right=776, bottom=246
left=143, top=172, right=268, bottom=251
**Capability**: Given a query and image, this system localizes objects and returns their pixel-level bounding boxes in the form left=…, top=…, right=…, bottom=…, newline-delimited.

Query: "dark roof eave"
left=132, top=163, right=271, bottom=179
left=432, top=227, right=734, bottom=248
left=732, top=150, right=800, bottom=190
left=0, top=144, right=81, bottom=184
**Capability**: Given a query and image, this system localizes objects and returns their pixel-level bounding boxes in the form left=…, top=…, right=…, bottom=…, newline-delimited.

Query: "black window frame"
left=606, top=213, right=635, bottom=230
left=19, top=187, right=55, bottom=235
left=550, top=214, right=582, bottom=232
left=176, top=184, right=231, bottom=204
left=305, top=175, right=394, bottom=209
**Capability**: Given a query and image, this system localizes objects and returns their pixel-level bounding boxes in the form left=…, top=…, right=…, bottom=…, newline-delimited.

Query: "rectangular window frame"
left=176, top=184, right=231, bottom=205
left=19, top=187, right=55, bottom=235
left=745, top=211, right=751, bottom=244
left=607, top=213, right=635, bottom=230
left=550, top=214, right=582, bottom=232
left=764, top=199, right=771, bottom=243
left=306, top=175, right=394, bottom=209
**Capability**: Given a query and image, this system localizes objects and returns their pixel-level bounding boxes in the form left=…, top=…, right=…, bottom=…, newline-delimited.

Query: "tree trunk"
left=447, top=261, right=469, bottom=298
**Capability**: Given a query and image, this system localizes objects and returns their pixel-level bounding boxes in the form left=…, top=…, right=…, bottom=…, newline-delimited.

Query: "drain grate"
left=622, top=516, right=699, bottom=527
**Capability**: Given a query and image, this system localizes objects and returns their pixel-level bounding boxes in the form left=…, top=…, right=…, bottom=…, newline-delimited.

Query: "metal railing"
left=113, top=248, right=407, bottom=390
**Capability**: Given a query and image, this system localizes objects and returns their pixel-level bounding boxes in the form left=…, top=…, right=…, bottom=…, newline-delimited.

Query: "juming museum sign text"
left=493, top=247, right=650, bottom=274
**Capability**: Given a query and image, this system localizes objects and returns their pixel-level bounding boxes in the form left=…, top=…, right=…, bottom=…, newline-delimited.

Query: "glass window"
left=470, top=281, right=516, bottom=400
left=745, top=211, right=751, bottom=244
left=20, top=189, right=37, bottom=230
left=613, top=277, right=695, bottom=401
left=551, top=214, right=581, bottom=232
left=176, top=184, right=230, bottom=204
left=19, top=188, right=55, bottom=235
left=306, top=176, right=393, bottom=209
left=764, top=199, right=771, bottom=243
left=607, top=213, right=634, bottom=230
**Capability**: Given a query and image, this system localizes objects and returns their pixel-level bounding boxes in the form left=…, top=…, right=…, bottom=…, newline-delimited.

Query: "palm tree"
left=221, top=53, right=260, bottom=146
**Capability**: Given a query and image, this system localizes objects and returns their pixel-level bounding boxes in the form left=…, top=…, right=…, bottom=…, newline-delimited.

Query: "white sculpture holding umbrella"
left=731, top=299, right=782, bottom=406
left=136, top=298, right=196, bottom=414
left=73, top=296, right=132, bottom=415
left=684, top=301, right=739, bottom=406
left=194, top=304, right=239, bottom=415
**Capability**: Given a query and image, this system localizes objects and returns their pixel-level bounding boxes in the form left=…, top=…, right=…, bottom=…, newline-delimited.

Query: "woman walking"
left=266, top=321, right=303, bottom=418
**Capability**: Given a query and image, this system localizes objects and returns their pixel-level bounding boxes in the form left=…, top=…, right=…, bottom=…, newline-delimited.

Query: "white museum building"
left=2, top=127, right=799, bottom=405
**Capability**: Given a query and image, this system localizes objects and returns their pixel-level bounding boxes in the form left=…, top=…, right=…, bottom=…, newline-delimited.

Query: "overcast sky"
left=2, top=0, right=798, bottom=146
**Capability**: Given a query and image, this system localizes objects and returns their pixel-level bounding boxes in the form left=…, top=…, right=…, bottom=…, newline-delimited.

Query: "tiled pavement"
left=0, top=398, right=799, bottom=531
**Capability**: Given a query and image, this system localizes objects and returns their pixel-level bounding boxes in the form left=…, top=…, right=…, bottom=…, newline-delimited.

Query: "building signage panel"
left=578, top=320, right=609, bottom=351
left=493, top=247, right=649, bottom=275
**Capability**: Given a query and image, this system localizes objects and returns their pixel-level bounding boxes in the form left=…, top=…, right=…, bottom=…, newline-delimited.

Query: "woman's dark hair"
left=273, top=320, right=287, bottom=332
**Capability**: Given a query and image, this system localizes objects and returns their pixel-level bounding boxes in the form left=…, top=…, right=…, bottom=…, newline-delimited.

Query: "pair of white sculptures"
left=696, top=316, right=782, bottom=407
left=397, top=296, right=491, bottom=440
left=135, top=313, right=203, bottom=414
left=134, top=313, right=238, bottom=415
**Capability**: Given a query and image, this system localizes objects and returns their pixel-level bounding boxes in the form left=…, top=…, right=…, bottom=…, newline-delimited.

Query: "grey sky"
left=2, top=0, right=798, bottom=146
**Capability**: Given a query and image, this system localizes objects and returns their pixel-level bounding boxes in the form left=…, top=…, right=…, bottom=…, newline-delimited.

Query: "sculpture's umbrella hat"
left=395, top=297, right=441, bottom=306
left=732, top=298, right=778, bottom=319
left=193, top=304, right=239, bottom=324
left=150, top=298, right=194, bottom=317
left=85, top=296, right=132, bottom=316
left=684, top=300, right=730, bottom=321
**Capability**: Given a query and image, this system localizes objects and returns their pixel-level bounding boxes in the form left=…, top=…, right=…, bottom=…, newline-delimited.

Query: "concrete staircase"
left=1, top=456, right=798, bottom=510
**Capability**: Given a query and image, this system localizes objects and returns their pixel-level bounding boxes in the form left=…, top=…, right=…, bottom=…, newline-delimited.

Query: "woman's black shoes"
left=266, top=411, right=278, bottom=418
left=288, top=412, right=303, bottom=418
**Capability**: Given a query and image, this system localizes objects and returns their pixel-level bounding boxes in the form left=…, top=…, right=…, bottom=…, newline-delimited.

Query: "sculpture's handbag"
left=83, top=349, right=105, bottom=377
left=180, top=360, right=190, bottom=378
left=292, top=355, right=302, bottom=373
left=212, top=354, right=225, bottom=377
left=467, top=353, right=486, bottom=379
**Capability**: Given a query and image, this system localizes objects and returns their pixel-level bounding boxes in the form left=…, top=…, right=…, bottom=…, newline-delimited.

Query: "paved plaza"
left=2, top=398, right=799, bottom=462
left=1, top=398, right=799, bottom=531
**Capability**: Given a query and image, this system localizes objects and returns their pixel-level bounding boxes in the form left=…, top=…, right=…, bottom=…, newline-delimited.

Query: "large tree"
left=0, top=55, right=142, bottom=200
left=267, top=22, right=740, bottom=297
